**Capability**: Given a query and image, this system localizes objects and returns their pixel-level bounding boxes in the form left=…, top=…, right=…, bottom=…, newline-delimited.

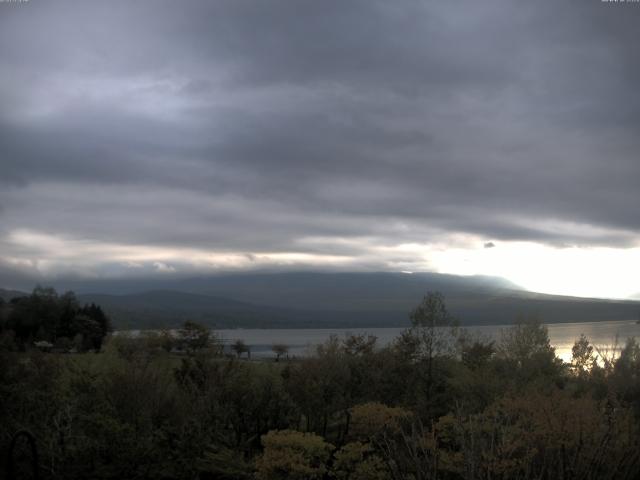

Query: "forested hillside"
left=2, top=293, right=640, bottom=479
left=5, top=274, right=640, bottom=330
left=72, top=272, right=640, bottom=328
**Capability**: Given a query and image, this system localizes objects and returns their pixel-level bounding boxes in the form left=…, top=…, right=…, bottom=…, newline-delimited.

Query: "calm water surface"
left=215, top=320, right=640, bottom=362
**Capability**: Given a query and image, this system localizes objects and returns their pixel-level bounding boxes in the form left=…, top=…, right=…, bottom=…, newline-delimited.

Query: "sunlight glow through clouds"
left=430, top=241, right=640, bottom=300
left=4, top=230, right=354, bottom=278
left=4, top=229, right=639, bottom=299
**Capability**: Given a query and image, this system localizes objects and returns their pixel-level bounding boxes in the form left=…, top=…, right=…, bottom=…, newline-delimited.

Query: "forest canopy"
left=2, top=292, right=640, bottom=479
left=0, top=286, right=112, bottom=352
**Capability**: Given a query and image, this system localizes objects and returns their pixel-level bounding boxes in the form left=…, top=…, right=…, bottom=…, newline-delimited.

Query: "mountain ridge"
left=4, top=272, right=638, bottom=329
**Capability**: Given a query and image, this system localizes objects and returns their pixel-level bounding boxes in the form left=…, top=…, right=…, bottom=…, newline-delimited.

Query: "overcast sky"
left=1, top=0, right=639, bottom=298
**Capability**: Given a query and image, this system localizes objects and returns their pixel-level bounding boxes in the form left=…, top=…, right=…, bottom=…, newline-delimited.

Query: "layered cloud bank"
left=1, top=1, right=639, bottom=298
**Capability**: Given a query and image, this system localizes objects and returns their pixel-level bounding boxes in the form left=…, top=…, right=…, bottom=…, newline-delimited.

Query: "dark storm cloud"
left=1, top=0, right=640, bottom=279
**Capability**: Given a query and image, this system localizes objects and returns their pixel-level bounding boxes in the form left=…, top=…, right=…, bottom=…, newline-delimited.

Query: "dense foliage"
left=2, top=292, right=640, bottom=479
left=0, top=286, right=112, bottom=352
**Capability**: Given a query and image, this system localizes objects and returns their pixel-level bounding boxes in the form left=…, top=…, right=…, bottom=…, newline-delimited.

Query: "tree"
left=348, top=402, right=412, bottom=442
left=571, top=334, right=597, bottom=377
left=410, top=292, right=454, bottom=328
left=498, top=318, right=564, bottom=384
left=7, top=286, right=61, bottom=345
left=285, top=338, right=352, bottom=436
left=460, top=338, right=495, bottom=369
left=499, top=318, right=554, bottom=362
left=332, top=441, right=387, bottom=480
left=272, top=343, right=289, bottom=362
left=407, top=291, right=459, bottom=359
left=70, top=314, right=103, bottom=351
left=232, top=339, right=250, bottom=359
left=343, top=334, right=377, bottom=356
left=178, top=320, right=211, bottom=353
left=255, top=430, right=334, bottom=480
left=5, top=287, right=111, bottom=351
left=57, top=290, right=80, bottom=339
left=78, top=302, right=112, bottom=340
left=435, top=389, right=638, bottom=480
left=611, top=338, right=640, bottom=414
left=401, top=292, right=459, bottom=408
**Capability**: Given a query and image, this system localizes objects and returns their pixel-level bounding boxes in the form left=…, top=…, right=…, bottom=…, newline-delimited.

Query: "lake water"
left=214, top=320, right=640, bottom=362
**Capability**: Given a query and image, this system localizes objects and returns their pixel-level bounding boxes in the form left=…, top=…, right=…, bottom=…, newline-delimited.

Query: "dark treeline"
left=0, top=286, right=112, bottom=352
left=2, top=291, right=640, bottom=479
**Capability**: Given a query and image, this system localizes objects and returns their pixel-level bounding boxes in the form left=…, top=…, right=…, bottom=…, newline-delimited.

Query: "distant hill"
left=0, top=288, right=27, bottom=302
left=60, top=272, right=640, bottom=329
left=175, top=272, right=522, bottom=311
left=77, top=290, right=317, bottom=329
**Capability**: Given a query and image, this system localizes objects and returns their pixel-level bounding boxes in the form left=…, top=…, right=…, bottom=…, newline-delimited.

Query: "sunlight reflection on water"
left=214, top=319, right=640, bottom=361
